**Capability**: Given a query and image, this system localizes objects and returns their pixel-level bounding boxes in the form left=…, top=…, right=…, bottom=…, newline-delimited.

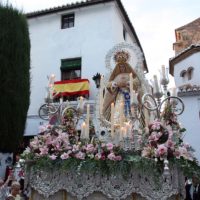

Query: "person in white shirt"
left=0, top=175, right=12, bottom=200
left=185, top=175, right=200, bottom=200
left=6, top=181, right=21, bottom=200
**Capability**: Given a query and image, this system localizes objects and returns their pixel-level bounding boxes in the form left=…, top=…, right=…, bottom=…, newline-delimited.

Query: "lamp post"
left=92, top=73, right=101, bottom=88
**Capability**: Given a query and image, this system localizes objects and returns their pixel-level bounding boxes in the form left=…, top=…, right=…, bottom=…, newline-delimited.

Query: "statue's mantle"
left=26, top=166, right=185, bottom=200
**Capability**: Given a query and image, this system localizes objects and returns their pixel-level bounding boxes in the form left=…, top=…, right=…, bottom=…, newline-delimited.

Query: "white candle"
left=49, top=83, right=54, bottom=99
left=125, top=123, right=131, bottom=138
left=60, top=97, right=63, bottom=104
left=153, top=75, right=160, bottom=94
left=120, top=127, right=125, bottom=141
left=171, top=87, right=177, bottom=96
left=86, top=104, right=90, bottom=139
left=132, top=91, right=138, bottom=105
left=144, top=106, right=149, bottom=128
left=119, top=102, right=124, bottom=128
left=131, top=104, right=135, bottom=116
left=111, top=102, right=114, bottom=138
left=161, top=65, right=166, bottom=79
left=99, top=76, right=104, bottom=115
left=124, top=127, right=127, bottom=138
left=129, top=73, right=133, bottom=104
left=81, top=122, right=86, bottom=139
left=79, top=96, right=83, bottom=110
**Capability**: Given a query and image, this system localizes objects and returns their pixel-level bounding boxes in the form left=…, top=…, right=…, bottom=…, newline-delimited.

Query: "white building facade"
left=169, top=44, right=200, bottom=160
left=24, top=0, right=147, bottom=135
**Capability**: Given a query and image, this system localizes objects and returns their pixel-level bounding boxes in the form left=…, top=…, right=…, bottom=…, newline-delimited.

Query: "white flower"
left=15, top=194, right=21, bottom=200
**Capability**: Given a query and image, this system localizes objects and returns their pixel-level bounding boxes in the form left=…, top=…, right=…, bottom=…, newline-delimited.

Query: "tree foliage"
left=0, top=4, right=30, bottom=152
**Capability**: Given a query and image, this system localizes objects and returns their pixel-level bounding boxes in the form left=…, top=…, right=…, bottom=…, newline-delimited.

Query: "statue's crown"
left=114, top=50, right=130, bottom=63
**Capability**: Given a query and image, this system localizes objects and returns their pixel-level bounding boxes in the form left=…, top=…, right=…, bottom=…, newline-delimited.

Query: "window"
left=180, top=70, right=187, bottom=83
left=187, top=67, right=194, bottom=80
left=176, top=32, right=181, bottom=41
left=61, top=13, right=74, bottom=29
left=61, top=58, right=81, bottom=81
left=180, top=70, right=186, bottom=77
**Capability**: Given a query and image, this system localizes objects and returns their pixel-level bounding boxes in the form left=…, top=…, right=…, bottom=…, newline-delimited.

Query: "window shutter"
left=61, top=58, right=81, bottom=70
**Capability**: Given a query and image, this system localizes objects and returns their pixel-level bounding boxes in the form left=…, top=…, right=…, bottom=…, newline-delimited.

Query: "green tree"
left=0, top=4, right=30, bottom=152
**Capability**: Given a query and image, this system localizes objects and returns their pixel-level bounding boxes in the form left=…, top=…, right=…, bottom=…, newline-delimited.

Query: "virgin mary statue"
left=102, top=50, right=141, bottom=123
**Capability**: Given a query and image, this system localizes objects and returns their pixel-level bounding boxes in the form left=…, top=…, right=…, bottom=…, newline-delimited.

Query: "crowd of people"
left=0, top=170, right=29, bottom=200
left=0, top=153, right=30, bottom=200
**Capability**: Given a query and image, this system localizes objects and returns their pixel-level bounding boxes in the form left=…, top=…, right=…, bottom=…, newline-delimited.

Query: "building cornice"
left=178, top=91, right=200, bottom=97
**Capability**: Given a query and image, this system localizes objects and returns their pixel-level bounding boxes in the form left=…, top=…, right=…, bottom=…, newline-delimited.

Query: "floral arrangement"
left=142, top=120, right=194, bottom=161
left=24, top=125, right=122, bottom=162
left=21, top=101, right=200, bottom=178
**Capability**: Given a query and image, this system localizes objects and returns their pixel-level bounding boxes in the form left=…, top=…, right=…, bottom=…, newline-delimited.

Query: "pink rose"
left=107, top=152, right=116, bottom=161
left=39, top=146, right=49, bottom=155
left=156, top=144, right=167, bottom=157
left=115, top=155, right=122, bottom=161
left=166, top=140, right=175, bottom=149
left=101, top=143, right=106, bottom=148
left=60, top=153, right=69, bottom=160
left=75, top=152, right=85, bottom=160
left=173, top=149, right=181, bottom=159
left=106, top=143, right=114, bottom=151
left=49, top=154, right=57, bottom=160
left=86, top=144, right=95, bottom=153
left=95, top=154, right=101, bottom=160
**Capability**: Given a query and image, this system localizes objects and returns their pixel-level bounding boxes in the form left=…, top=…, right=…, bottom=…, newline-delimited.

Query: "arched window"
left=180, top=70, right=187, bottom=83
left=187, top=67, right=194, bottom=80
left=180, top=70, right=186, bottom=77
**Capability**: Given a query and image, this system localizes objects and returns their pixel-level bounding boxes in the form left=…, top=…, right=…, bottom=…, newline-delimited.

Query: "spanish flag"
left=53, top=79, right=89, bottom=97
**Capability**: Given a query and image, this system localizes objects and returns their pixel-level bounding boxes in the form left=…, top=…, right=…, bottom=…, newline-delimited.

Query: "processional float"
left=21, top=43, right=200, bottom=200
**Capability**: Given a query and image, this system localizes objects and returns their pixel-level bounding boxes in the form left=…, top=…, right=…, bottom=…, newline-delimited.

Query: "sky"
left=3, top=0, right=200, bottom=86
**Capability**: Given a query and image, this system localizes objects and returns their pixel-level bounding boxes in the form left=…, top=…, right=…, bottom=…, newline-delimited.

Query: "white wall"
left=173, top=51, right=200, bottom=161
left=178, top=96, right=200, bottom=160
left=28, top=2, right=137, bottom=116
left=174, top=52, right=200, bottom=87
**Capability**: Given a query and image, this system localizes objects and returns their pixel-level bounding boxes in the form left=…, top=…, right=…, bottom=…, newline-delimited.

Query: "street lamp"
left=92, top=73, right=101, bottom=88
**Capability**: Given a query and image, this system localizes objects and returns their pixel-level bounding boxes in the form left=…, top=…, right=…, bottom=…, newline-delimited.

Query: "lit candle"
left=51, top=74, right=55, bottom=79
left=161, top=65, right=166, bottom=79
left=153, top=75, right=160, bottom=94
left=111, top=102, right=114, bottom=138
left=129, top=73, right=133, bottom=104
left=81, top=122, right=86, bottom=139
left=86, top=104, right=90, bottom=139
left=99, top=76, right=104, bottom=115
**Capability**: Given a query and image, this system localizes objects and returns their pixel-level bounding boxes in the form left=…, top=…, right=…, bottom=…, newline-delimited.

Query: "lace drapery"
left=25, top=166, right=185, bottom=200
